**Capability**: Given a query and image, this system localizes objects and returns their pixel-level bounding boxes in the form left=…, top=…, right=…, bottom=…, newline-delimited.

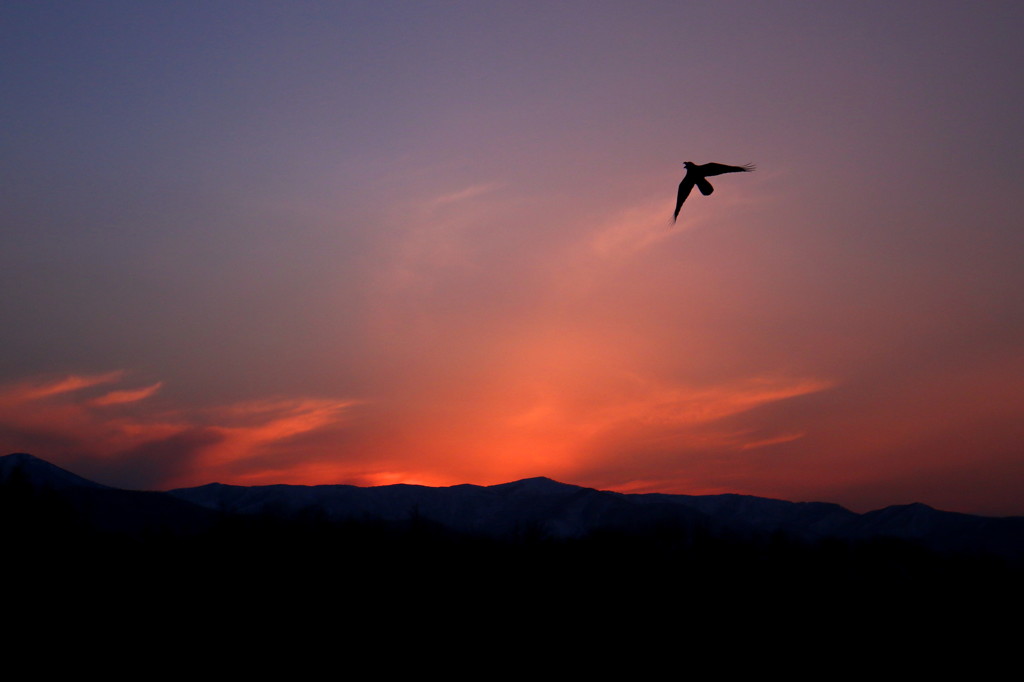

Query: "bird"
left=673, top=161, right=755, bottom=223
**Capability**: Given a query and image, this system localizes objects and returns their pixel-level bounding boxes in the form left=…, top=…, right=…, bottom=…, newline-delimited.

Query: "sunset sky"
left=3, top=1, right=1023, bottom=515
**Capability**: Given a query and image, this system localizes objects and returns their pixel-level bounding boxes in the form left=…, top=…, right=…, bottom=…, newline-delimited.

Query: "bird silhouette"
left=673, top=161, right=755, bottom=223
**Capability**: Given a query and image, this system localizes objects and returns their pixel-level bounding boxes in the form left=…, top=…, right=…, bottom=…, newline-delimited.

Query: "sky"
left=2, top=1, right=1023, bottom=515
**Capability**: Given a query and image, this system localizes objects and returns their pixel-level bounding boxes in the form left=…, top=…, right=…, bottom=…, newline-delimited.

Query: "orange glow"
left=3, top=3, right=1023, bottom=518
left=0, top=373, right=361, bottom=488
left=201, top=399, right=359, bottom=464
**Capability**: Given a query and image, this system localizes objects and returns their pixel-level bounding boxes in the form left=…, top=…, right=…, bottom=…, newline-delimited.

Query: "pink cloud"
left=90, top=382, right=164, bottom=406
left=13, top=371, right=125, bottom=401
left=0, top=372, right=358, bottom=490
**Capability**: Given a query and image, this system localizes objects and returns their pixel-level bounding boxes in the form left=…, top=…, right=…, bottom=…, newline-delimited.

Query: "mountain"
left=0, top=452, right=109, bottom=491
left=4, top=452, right=1024, bottom=560
left=0, top=452, right=216, bottom=536
left=168, top=475, right=717, bottom=541
left=168, top=473, right=1024, bottom=559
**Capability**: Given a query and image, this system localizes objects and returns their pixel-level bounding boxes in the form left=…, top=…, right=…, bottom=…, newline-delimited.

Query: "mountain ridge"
left=3, top=452, right=1023, bottom=559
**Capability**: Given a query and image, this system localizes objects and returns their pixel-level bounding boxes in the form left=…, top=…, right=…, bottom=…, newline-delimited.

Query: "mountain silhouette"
left=6, top=451, right=1023, bottom=636
left=0, top=452, right=215, bottom=536
left=4, top=452, right=1023, bottom=560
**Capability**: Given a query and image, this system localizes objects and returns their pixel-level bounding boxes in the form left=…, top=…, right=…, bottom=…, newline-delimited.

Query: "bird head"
left=683, top=161, right=695, bottom=169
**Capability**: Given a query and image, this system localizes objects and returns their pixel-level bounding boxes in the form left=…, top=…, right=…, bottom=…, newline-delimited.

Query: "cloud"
left=90, top=381, right=164, bottom=406
left=15, top=371, right=125, bottom=401
left=739, top=432, right=807, bottom=450
left=0, top=372, right=359, bottom=489
left=200, top=397, right=361, bottom=467
left=428, top=182, right=504, bottom=208
left=588, top=197, right=682, bottom=259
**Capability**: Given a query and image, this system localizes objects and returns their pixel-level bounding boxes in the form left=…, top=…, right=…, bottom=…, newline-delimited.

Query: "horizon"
left=0, top=451, right=1003, bottom=519
left=2, top=3, right=1023, bottom=517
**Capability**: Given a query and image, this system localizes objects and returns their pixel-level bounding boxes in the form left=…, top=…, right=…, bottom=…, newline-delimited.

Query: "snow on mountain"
left=627, top=491, right=860, bottom=540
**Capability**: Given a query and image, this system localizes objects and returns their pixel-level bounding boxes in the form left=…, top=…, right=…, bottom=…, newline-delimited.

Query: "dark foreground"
left=4, top=471, right=1019, bottom=614
left=4, top=453, right=1022, bottom=665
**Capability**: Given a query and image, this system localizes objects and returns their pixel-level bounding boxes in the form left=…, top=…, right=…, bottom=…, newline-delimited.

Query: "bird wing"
left=674, top=178, right=695, bottom=222
left=700, top=162, right=755, bottom=177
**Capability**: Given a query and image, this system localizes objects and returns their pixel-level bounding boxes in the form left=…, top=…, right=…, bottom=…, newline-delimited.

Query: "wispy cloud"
left=0, top=372, right=359, bottom=489
left=501, top=373, right=830, bottom=436
left=202, top=397, right=360, bottom=467
left=90, top=381, right=164, bottom=406
left=16, top=371, right=125, bottom=401
left=588, top=197, right=681, bottom=259
left=428, top=182, right=504, bottom=208
left=739, top=431, right=808, bottom=450
left=632, top=376, right=834, bottom=427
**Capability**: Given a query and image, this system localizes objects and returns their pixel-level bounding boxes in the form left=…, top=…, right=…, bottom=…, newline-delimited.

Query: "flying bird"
left=673, top=161, right=755, bottom=223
